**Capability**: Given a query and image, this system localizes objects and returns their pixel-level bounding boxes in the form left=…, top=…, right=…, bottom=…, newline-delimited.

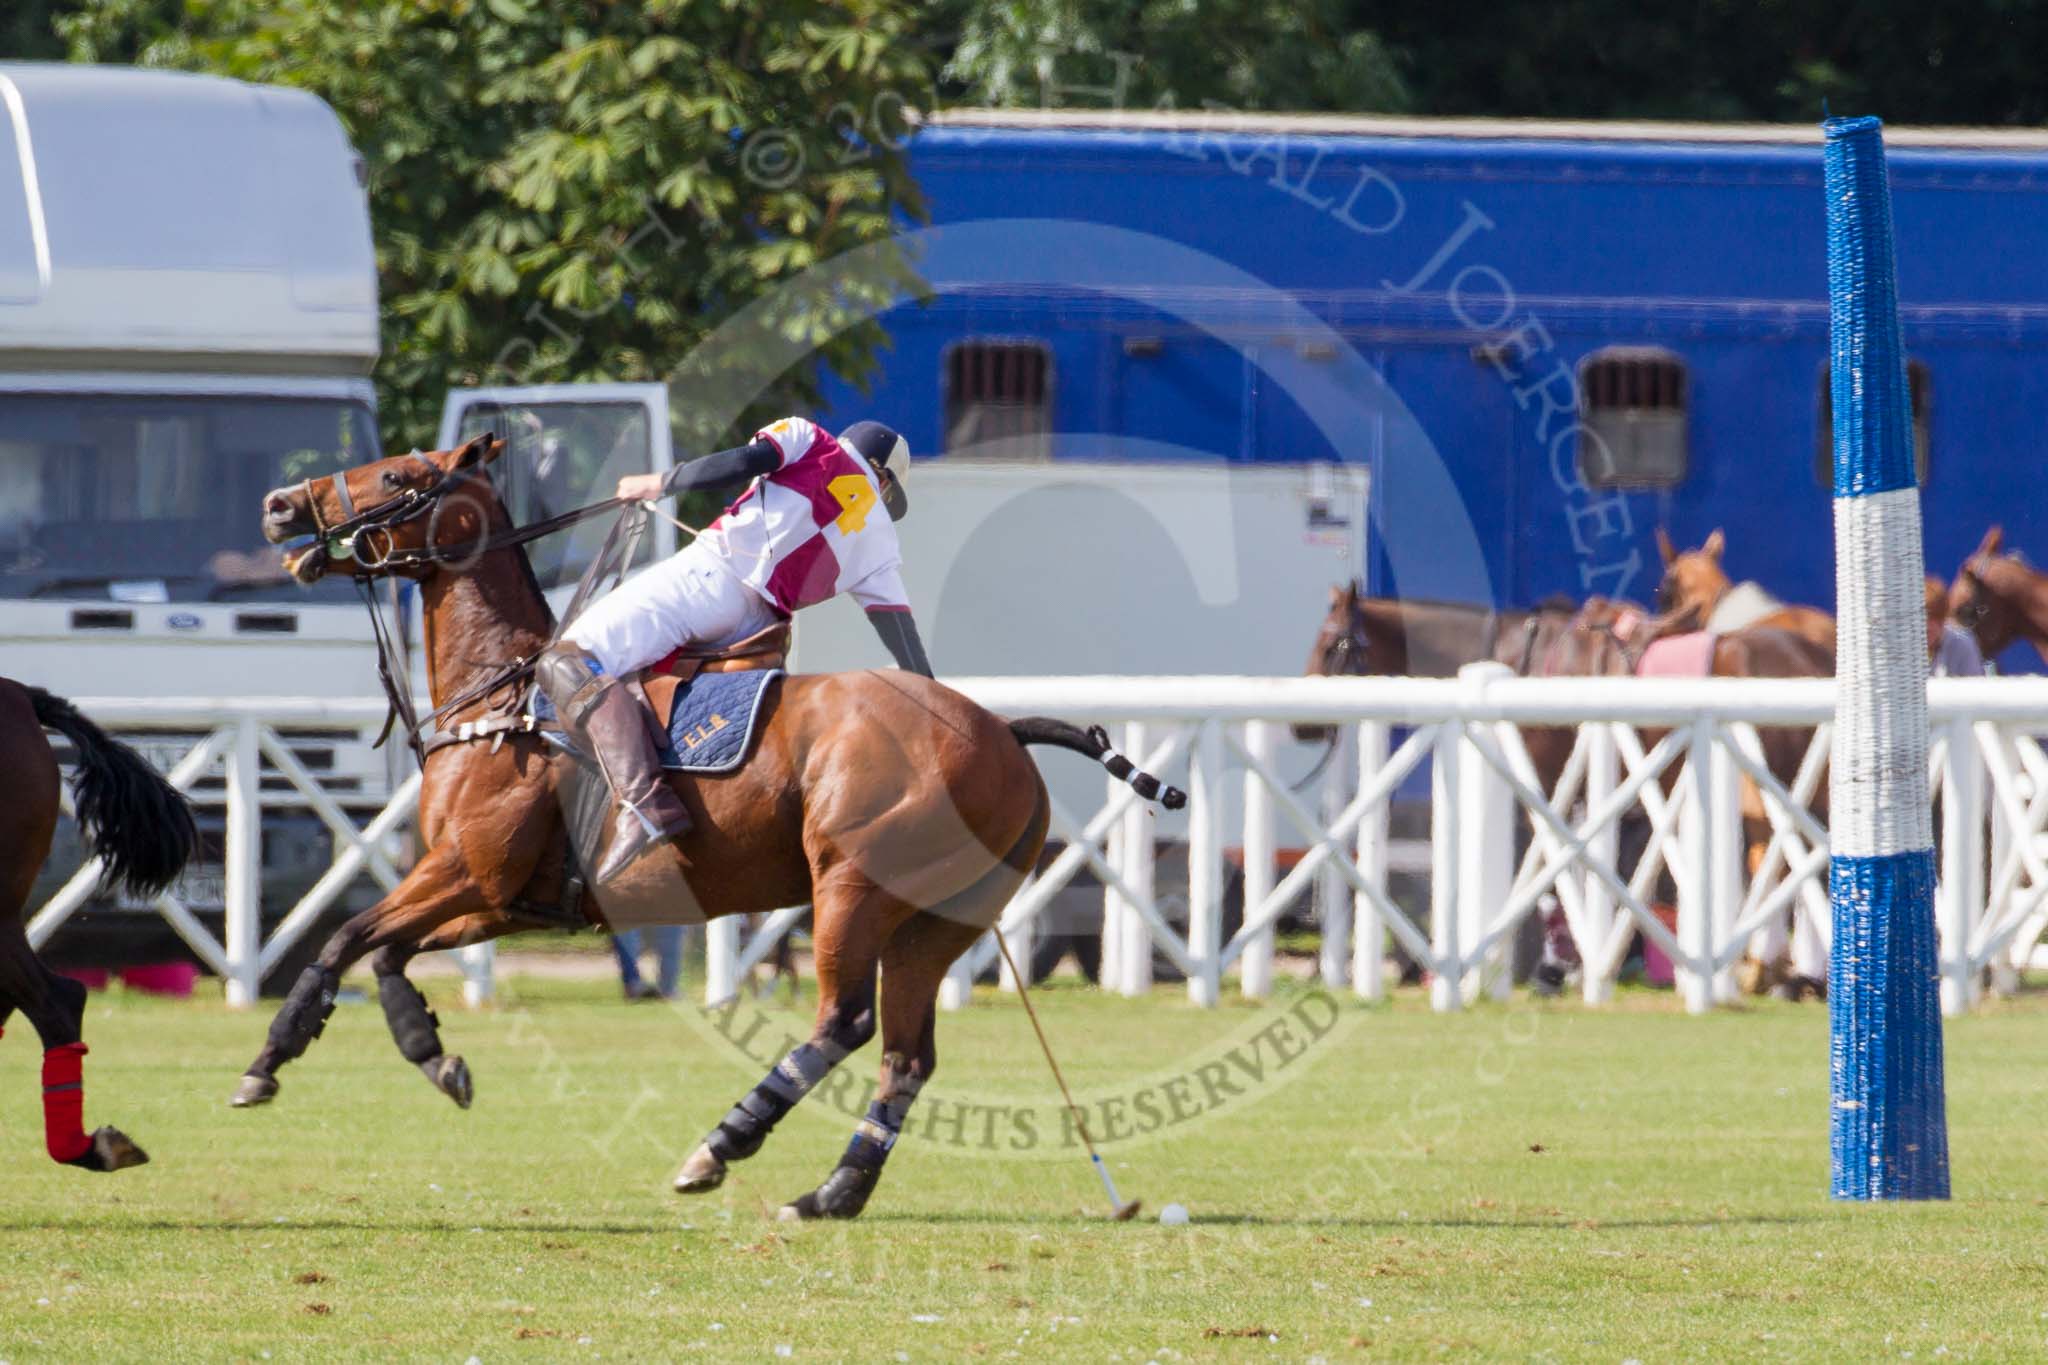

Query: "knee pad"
left=537, top=645, right=610, bottom=727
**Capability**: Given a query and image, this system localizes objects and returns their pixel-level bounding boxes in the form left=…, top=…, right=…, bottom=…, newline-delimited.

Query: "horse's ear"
left=1702, top=528, right=1725, bottom=562
left=1656, top=527, right=1676, bottom=566
left=1347, top=577, right=1362, bottom=601
left=453, top=433, right=500, bottom=468
left=1977, top=525, right=2004, bottom=559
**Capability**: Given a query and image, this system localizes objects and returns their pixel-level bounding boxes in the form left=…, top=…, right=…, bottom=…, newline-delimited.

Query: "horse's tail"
left=30, top=688, right=198, bottom=899
left=1008, top=718, right=1187, bottom=810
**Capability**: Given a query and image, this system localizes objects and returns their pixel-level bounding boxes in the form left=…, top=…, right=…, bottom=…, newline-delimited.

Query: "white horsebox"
left=0, top=63, right=388, bottom=957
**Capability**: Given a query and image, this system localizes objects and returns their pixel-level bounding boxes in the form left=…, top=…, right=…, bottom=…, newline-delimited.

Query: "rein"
left=305, top=459, right=646, bottom=763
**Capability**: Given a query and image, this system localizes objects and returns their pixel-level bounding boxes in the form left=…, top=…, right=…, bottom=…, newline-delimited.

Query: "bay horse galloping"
left=2, top=680, right=195, bottom=1171
left=238, top=434, right=1181, bottom=1220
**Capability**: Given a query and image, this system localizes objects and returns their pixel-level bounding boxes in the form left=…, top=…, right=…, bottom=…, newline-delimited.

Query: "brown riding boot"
left=538, top=643, right=694, bottom=882
left=579, top=680, right=693, bottom=882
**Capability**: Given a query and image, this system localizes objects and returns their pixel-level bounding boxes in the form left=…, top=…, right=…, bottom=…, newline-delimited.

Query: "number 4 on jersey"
left=827, top=474, right=877, bottom=534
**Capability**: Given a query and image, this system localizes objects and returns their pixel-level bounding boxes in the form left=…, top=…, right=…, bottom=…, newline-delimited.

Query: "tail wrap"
left=1007, top=717, right=1187, bottom=810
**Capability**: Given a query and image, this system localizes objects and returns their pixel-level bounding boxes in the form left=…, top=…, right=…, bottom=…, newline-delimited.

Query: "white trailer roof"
left=0, top=63, right=377, bottom=374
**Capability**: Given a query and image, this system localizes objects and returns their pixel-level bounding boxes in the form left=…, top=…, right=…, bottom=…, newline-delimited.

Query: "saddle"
left=528, top=626, right=789, bottom=926
left=639, top=622, right=790, bottom=730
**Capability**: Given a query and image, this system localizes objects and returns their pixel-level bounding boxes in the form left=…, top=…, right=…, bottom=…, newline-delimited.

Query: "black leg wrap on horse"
left=789, top=1164, right=882, bottom=1220
left=378, top=973, right=443, bottom=1065
left=706, top=1039, right=847, bottom=1162
left=840, top=1091, right=917, bottom=1172
left=265, top=965, right=340, bottom=1062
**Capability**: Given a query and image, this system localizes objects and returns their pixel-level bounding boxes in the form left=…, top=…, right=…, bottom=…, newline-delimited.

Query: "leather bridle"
left=291, top=452, right=641, bottom=762
left=301, top=448, right=633, bottom=577
left=1316, top=592, right=1371, bottom=677
left=1950, top=565, right=1991, bottom=632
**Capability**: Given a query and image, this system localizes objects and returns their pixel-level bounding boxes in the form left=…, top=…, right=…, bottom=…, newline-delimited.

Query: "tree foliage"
left=60, top=0, right=931, bottom=451
left=926, top=0, right=2048, bottom=127
left=933, top=0, right=1407, bottom=114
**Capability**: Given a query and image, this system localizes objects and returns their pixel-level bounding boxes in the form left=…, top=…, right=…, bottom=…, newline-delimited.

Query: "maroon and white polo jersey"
left=700, top=417, right=909, bottom=616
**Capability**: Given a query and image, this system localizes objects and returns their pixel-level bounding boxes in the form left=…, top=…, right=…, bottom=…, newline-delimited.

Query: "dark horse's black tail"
left=1009, top=718, right=1187, bottom=809
left=30, top=689, right=198, bottom=899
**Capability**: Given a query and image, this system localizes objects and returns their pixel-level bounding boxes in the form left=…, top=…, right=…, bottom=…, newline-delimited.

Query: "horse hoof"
left=230, top=1073, right=279, bottom=1108
left=672, top=1142, right=727, bottom=1194
left=87, top=1126, right=149, bottom=1171
left=781, top=1164, right=879, bottom=1221
left=422, top=1055, right=473, bottom=1109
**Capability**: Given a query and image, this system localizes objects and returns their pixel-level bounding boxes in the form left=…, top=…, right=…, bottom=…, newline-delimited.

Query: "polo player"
left=537, top=418, right=930, bottom=881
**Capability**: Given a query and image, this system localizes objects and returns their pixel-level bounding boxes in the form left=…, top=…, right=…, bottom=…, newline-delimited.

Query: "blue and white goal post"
left=1823, top=115, right=1950, bottom=1200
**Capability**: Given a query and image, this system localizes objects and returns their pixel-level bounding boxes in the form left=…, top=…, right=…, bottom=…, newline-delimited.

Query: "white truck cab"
left=0, top=64, right=381, bottom=691
left=4, top=64, right=388, bottom=958
left=2, top=67, right=679, bottom=973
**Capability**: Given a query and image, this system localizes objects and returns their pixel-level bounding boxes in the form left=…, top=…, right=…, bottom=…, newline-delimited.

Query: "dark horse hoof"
left=229, top=1073, right=279, bottom=1108
left=421, top=1055, right=473, bottom=1109
left=777, top=1164, right=880, bottom=1222
left=63, top=1126, right=149, bottom=1172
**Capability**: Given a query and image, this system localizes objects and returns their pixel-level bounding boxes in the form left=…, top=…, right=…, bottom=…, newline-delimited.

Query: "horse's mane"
left=514, top=543, right=556, bottom=629
left=477, top=466, right=559, bottom=630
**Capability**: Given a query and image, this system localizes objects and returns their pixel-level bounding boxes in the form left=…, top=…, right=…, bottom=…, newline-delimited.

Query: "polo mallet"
left=992, top=929, right=1141, bottom=1221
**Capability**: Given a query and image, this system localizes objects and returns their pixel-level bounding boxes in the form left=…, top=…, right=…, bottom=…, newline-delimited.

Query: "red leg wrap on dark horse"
left=42, top=1042, right=90, bottom=1163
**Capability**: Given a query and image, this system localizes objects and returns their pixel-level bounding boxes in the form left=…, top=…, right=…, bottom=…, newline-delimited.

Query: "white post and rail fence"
left=30, top=669, right=2048, bottom=1016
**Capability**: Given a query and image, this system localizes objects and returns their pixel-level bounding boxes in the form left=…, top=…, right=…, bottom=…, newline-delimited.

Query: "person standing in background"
left=612, top=925, right=685, bottom=1001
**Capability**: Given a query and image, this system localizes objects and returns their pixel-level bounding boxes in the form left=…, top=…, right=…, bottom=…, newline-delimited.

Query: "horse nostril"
left=266, top=494, right=295, bottom=520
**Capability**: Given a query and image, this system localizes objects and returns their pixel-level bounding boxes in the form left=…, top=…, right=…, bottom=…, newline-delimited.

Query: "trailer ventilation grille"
left=945, top=340, right=1053, bottom=462
left=1578, top=347, right=1689, bottom=490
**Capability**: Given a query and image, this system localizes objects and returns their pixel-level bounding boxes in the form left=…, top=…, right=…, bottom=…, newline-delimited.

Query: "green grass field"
left=3, top=971, right=2047, bottom=1362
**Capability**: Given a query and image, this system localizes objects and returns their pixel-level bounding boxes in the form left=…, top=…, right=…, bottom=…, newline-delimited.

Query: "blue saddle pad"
left=534, top=669, right=782, bottom=774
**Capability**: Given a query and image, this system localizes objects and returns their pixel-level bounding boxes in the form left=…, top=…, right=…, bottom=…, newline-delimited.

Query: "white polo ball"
left=1158, top=1202, right=1190, bottom=1226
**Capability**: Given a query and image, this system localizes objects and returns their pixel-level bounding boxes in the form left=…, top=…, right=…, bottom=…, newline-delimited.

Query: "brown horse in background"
left=1, top=680, right=195, bottom=1171
left=237, top=434, right=1180, bottom=1220
left=1951, top=525, right=2048, bottom=664
left=1654, top=529, right=1837, bottom=655
left=1304, top=584, right=1831, bottom=993
left=1306, top=583, right=1828, bottom=804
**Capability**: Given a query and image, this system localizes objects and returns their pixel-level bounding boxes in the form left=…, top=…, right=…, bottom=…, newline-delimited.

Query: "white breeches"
left=564, top=541, right=781, bottom=677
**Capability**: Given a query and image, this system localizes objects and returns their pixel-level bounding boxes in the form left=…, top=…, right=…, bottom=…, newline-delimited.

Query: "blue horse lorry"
left=816, top=109, right=2048, bottom=670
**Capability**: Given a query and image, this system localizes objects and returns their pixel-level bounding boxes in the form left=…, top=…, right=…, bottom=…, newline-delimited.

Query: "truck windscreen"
left=455, top=401, right=654, bottom=589
left=0, top=393, right=379, bottom=604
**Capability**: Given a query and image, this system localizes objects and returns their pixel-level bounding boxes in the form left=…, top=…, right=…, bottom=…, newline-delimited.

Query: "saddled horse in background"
left=238, top=435, right=1182, bottom=1220
left=1950, top=525, right=2048, bottom=664
left=1297, top=581, right=1575, bottom=745
left=1304, top=583, right=1831, bottom=993
left=1655, top=528, right=1837, bottom=655
left=1, top=680, right=195, bottom=1170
